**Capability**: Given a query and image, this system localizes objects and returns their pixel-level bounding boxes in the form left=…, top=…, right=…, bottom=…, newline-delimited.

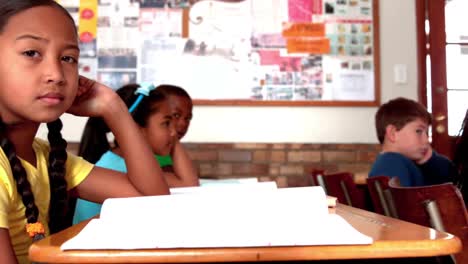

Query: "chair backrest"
left=366, top=176, right=393, bottom=216
left=316, top=172, right=366, bottom=209
left=388, top=177, right=468, bottom=264
left=308, top=169, right=326, bottom=189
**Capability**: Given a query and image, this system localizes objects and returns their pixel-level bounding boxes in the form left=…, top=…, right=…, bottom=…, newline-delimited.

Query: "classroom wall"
left=37, top=0, right=417, bottom=144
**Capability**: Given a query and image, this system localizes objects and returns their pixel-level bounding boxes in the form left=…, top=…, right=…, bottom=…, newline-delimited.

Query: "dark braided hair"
left=0, top=119, right=69, bottom=239
left=0, top=0, right=75, bottom=238
left=0, top=122, right=39, bottom=225
left=47, top=120, right=69, bottom=234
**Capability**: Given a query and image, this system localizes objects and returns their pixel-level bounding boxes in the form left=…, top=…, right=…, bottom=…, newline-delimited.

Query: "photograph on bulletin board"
left=62, top=0, right=379, bottom=106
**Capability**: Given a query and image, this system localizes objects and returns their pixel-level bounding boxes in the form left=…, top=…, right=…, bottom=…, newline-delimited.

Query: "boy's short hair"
left=375, top=97, right=432, bottom=144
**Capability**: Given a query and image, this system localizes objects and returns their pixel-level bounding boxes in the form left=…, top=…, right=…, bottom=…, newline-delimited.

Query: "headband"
left=128, top=82, right=156, bottom=113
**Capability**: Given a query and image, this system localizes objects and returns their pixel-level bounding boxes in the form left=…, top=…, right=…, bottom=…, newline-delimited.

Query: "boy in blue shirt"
left=369, top=97, right=458, bottom=186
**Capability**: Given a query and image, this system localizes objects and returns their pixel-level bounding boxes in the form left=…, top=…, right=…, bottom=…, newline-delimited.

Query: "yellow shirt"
left=0, top=138, right=94, bottom=264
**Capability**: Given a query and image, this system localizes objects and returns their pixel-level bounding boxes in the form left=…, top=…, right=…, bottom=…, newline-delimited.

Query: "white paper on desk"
left=199, top=177, right=259, bottom=186
left=170, top=180, right=275, bottom=195
left=61, top=186, right=373, bottom=250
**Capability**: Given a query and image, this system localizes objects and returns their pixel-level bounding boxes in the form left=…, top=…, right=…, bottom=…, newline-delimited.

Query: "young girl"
left=164, top=85, right=193, bottom=140
left=154, top=84, right=194, bottom=173
left=0, top=1, right=170, bottom=263
left=73, top=84, right=199, bottom=224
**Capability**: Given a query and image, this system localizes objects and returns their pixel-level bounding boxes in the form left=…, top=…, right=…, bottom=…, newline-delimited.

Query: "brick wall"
left=68, top=142, right=381, bottom=187
left=185, top=143, right=380, bottom=187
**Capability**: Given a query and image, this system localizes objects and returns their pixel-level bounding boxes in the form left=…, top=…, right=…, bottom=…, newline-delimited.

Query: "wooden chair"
left=310, top=171, right=366, bottom=209
left=366, top=176, right=397, bottom=217
left=388, top=177, right=468, bottom=264
left=308, top=169, right=326, bottom=189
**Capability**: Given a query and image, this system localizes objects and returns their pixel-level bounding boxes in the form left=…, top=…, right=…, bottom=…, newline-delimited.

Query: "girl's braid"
left=0, top=120, right=39, bottom=226
left=46, top=119, right=69, bottom=234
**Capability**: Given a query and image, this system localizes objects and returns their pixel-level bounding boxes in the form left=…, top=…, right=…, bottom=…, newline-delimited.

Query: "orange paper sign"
left=282, top=23, right=325, bottom=38
left=286, top=38, right=330, bottom=54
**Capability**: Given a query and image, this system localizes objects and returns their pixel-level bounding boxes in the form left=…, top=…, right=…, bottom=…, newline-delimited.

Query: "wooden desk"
left=353, top=173, right=368, bottom=185
left=29, top=204, right=461, bottom=263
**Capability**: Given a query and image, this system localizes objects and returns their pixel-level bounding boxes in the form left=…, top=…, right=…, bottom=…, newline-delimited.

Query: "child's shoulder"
left=426, top=151, right=455, bottom=167
left=376, top=152, right=413, bottom=163
left=0, top=149, right=13, bottom=195
left=369, top=152, right=418, bottom=179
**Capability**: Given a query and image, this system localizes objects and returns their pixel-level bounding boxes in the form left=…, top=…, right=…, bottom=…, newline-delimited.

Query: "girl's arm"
left=0, top=229, right=18, bottom=264
left=69, top=76, right=170, bottom=202
left=163, top=140, right=199, bottom=187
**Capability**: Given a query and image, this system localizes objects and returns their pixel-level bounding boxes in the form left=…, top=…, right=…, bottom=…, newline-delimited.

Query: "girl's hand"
left=67, top=76, right=119, bottom=117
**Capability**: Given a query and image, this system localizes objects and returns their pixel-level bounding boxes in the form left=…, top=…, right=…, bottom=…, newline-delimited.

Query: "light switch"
left=394, top=64, right=408, bottom=84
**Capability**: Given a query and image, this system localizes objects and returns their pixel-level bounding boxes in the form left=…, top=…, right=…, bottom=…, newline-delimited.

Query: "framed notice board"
left=71, top=0, right=380, bottom=107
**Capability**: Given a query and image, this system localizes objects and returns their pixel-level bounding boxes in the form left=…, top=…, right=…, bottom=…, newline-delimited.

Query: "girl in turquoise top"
left=74, top=84, right=199, bottom=224
left=157, top=84, right=194, bottom=173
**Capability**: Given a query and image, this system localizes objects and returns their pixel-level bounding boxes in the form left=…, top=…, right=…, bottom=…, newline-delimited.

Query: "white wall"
left=38, top=0, right=418, bottom=144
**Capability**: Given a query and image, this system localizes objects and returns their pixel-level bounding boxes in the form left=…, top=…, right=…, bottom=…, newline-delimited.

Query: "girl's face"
left=167, top=95, right=193, bottom=139
left=141, top=101, right=177, bottom=156
left=0, top=6, right=79, bottom=124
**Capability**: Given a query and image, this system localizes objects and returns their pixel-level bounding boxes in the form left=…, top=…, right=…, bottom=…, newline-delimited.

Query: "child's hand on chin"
left=67, top=76, right=119, bottom=117
left=416, top=147, right=433, bottom=165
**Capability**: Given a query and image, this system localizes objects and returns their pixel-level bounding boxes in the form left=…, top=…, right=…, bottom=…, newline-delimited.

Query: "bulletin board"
left=66, top=0, right=380, bottom=107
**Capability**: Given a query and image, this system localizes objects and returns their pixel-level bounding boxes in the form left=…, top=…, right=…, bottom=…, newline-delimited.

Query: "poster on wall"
left=139, top=7, right=183, bottom=37
left=137, top=7, right=184, bottom=85
left=321, top=0, right=374, bottom=101
left=180, top=0, right=255, bottom=99
left=63, top=0, right=377, bottom=103
left=96, top=0, right=139, bottom=89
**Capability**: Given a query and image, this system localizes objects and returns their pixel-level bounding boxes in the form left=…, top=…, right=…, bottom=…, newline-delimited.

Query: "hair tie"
left=26, top=222, right=45, bottom=238
left=128, top=82, right=156, bottom=113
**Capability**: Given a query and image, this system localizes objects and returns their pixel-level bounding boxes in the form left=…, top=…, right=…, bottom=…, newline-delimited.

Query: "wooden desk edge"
left=29, top=224, right=462, bottom=263
left=29, top=237, right=462, bottom=263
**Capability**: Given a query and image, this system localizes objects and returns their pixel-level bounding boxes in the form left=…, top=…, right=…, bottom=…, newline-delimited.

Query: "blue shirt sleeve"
left=418, top=151, right=457, bottom=185
left=369, top=152, right=421, bottom=186
left=73, top=151, right=128, bottom=225
left=73, top=199, right=103, bottom=224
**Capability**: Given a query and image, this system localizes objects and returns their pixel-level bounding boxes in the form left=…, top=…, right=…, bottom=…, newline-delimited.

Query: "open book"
left=170, top=180, right=276, bottom=194
left=199, top=177, right=259, bottom=186
left=170, top=182, right=337, bottom=207
left=61, top=185, right=372, bottom=250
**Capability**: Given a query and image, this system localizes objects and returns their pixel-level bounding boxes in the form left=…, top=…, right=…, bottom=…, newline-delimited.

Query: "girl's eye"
left=22, top=50, right=40, bottom=58
left=62, top=56, right=78, bottom=64
left=173, top=113, right=181, bottom=119
left=416, top=129, right=423, bottom=134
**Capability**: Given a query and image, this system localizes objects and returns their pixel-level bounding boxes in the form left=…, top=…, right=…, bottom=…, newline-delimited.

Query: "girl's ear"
left=385, top=124, right=398, bottom=143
